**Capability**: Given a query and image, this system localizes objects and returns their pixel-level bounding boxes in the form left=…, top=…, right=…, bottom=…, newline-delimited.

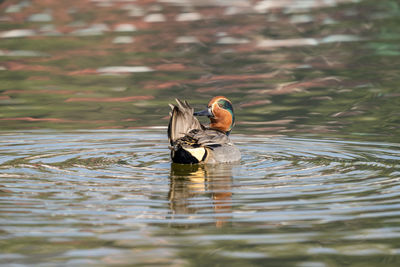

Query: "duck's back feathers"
left=186, top=128, right=230, bottom=147
left=179, top=129, right=241, bottom=164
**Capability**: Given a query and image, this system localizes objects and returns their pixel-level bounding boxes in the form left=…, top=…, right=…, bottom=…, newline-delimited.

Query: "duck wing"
left=188, top=129, right=231, bottom=148
left=168, top=99, right=203, bottom=146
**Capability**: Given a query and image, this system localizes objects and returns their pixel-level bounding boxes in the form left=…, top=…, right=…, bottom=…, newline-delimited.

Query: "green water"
left=1, top=0, right=400, bottom=266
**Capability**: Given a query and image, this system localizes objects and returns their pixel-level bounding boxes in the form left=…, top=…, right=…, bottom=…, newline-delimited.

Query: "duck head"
left=194, top=96, right=235, bottom=134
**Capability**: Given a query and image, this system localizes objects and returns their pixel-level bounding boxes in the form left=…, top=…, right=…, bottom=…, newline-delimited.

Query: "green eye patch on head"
left=217, top=99, right=235, bottom=132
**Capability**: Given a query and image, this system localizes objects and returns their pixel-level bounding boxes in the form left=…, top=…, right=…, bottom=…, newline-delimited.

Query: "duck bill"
left=194, top=107, right=213, bottom=118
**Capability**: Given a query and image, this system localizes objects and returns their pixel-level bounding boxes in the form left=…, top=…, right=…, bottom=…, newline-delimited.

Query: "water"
left=1, top=0, right=400, bottom=265
left=1, top=0, right=399, bottom=142
left=1, top=130, right=399, bottom=266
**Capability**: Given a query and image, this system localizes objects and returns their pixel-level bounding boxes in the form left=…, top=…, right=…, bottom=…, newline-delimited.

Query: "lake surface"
left=1, top=130, right=399, bottom=266
left=1, top=0, right=400, bottom=266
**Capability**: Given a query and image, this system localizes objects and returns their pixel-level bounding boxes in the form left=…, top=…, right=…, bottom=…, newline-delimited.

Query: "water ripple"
left=1, top=130, right=399, bottom=265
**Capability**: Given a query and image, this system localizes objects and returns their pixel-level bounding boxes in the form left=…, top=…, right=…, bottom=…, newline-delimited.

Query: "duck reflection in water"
left=168, top=163, right=236, bottom=228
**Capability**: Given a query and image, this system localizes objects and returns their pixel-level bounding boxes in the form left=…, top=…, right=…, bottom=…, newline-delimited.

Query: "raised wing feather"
left=168, top=99, right=203, bottom=145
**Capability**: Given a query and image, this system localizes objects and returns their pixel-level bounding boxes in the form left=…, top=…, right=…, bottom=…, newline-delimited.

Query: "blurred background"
left=1, top=0, right=399, bottom=142
left=2, top=1, right=400, bottom=266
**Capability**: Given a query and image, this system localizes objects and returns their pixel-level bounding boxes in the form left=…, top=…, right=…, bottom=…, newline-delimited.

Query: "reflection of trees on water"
left=1, top=0, right=398, bottom=140
left=168, top=163, right=236, bottom=228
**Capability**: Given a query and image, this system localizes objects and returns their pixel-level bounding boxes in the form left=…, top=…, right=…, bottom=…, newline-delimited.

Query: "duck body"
left=168, top=97, right=241, bottom=164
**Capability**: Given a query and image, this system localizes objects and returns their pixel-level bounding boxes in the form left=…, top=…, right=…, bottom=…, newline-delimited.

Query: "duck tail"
left=168, top=99, right=202, bottom=145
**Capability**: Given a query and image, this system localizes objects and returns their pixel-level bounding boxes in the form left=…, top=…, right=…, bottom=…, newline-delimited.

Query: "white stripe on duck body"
left=168, top=96, right=241, bottom=164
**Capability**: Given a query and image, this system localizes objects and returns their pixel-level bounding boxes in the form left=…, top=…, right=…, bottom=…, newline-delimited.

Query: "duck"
left=168, top=96, right=241, bottom=164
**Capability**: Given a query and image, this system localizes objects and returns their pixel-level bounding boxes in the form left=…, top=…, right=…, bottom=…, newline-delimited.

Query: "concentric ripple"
left=1, top=130, right=399, bottom=266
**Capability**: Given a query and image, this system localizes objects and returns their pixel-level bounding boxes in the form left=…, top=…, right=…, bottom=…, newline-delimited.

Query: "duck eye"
left=218, top=103, right=223, bottom=108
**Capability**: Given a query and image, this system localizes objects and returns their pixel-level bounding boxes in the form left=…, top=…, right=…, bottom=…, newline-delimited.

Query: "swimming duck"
left=168, top=96, right=241, bottom=164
